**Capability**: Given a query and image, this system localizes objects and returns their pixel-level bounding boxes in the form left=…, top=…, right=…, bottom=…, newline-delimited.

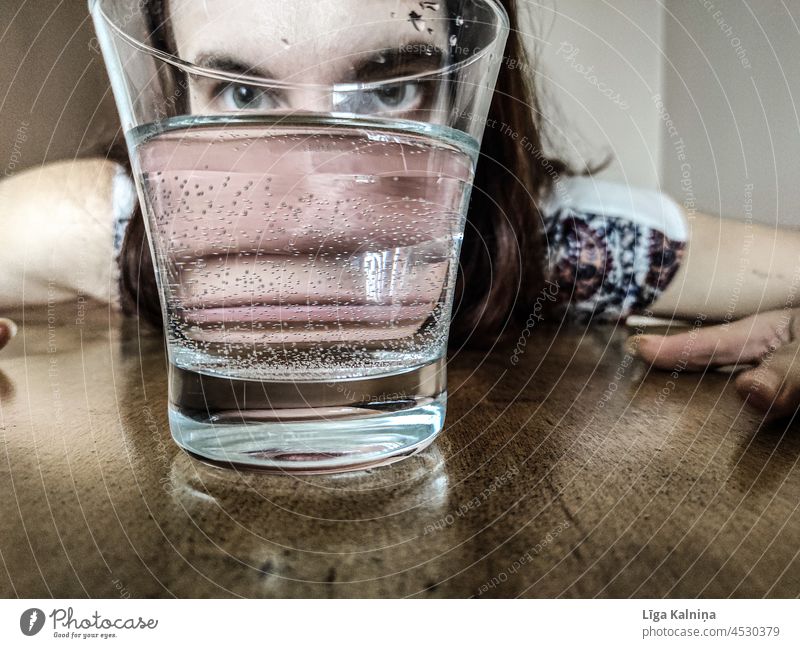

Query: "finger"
left=735, top=337, right=800, bottom=421
left=0, top=318, right=18, bottom=351
left=628, top=311, right=795, bottom=371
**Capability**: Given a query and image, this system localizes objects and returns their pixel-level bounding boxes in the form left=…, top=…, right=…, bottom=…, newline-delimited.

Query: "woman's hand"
left=630, top=309, right=800, bottom=421
left=0, top=318, right=17, bottom=351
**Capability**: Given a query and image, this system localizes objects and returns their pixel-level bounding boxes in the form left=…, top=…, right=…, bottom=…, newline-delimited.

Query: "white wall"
left=529, top=0, right=800, bottom=226
left=523, top=0, right=666, bottom=190
left=0, top=2, right=116, bottom=173
left=660, top=0, right=800, bottom=226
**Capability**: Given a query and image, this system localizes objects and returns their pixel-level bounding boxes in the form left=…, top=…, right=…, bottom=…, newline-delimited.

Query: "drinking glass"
left=91, top=0, right=510, bottom=472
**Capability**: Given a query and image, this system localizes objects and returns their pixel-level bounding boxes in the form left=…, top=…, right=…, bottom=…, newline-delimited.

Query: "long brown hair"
left=115, top=0, right=568, bottom=346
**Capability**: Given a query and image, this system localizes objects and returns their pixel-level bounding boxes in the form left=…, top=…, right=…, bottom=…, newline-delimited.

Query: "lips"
left=165, top=251, right=447, bottom=305
left=166, top=252, right=449, bottom=343
left=181, top=303, right=437, bottom=324
left=175, top=303, right=442, bottom=344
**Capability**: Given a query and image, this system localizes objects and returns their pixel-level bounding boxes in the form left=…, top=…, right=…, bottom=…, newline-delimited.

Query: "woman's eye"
left=375, top=84, right=411, bottom=108
left=334, top=82, right=426, bottom=115
left=216, top=83, right=276, bottom=111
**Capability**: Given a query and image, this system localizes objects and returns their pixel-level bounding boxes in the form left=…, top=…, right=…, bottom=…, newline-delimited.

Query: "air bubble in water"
left=135, top=116, right=471, bottom=382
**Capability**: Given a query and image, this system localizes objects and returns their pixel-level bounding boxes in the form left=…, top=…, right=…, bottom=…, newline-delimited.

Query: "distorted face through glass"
left=91, top=0, right=506, bottom=470
left=167, top=0, right=454, bottom=118
left=132, top=0, right=479, bottom=353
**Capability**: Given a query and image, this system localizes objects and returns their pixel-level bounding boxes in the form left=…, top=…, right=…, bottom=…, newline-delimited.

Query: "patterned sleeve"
left=541, top=176, right=687, bottom=322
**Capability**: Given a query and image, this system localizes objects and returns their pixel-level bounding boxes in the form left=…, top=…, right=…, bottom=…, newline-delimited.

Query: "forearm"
left=650, top=211, right=800, bottom=320
left=0, top=159, right=124, bottom=309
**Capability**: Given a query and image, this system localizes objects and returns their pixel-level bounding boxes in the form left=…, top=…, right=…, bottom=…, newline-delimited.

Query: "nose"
left=285, top=88, right=333, bottom=113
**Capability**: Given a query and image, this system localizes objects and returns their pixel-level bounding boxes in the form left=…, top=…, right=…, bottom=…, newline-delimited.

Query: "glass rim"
left=89, top=0, right=510, bottom=91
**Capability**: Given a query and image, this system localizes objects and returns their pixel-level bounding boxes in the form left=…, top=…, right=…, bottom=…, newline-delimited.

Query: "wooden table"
left=1, top=303, right=798, bottom=598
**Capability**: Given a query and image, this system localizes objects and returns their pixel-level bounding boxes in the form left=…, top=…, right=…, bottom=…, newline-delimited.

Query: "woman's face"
left=168, top=0, right=451, bottom=116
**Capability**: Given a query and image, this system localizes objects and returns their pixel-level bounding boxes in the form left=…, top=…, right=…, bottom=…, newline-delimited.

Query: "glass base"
left=167, top=358, right=447, bottom=473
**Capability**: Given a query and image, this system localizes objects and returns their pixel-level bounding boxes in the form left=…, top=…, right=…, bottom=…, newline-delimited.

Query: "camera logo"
left=20, top=608, right=45, bottom=636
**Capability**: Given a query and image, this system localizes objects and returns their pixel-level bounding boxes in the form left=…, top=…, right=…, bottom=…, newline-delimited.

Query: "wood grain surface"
left=1, top=303, right=798, bottom=598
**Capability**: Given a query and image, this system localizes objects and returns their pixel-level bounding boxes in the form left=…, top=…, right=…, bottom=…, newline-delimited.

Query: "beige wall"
left=660, top=0, right=800, bottom=226
left=533, top=0, right=800, bottom=226
left=0, top=1, right=116, bottom=176
left=526, top=0, right=665, bottom=190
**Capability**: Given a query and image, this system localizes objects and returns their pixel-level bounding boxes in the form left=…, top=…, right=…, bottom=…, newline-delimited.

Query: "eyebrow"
left=193, top=42, right=447, bottom=84
left=193, top=53, right=276, bottom=80
left=350, top=43, right=448, bottom=82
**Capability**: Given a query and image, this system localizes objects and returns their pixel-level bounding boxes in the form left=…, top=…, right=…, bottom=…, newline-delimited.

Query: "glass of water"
left=91, top=0, right=510, bottom=472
